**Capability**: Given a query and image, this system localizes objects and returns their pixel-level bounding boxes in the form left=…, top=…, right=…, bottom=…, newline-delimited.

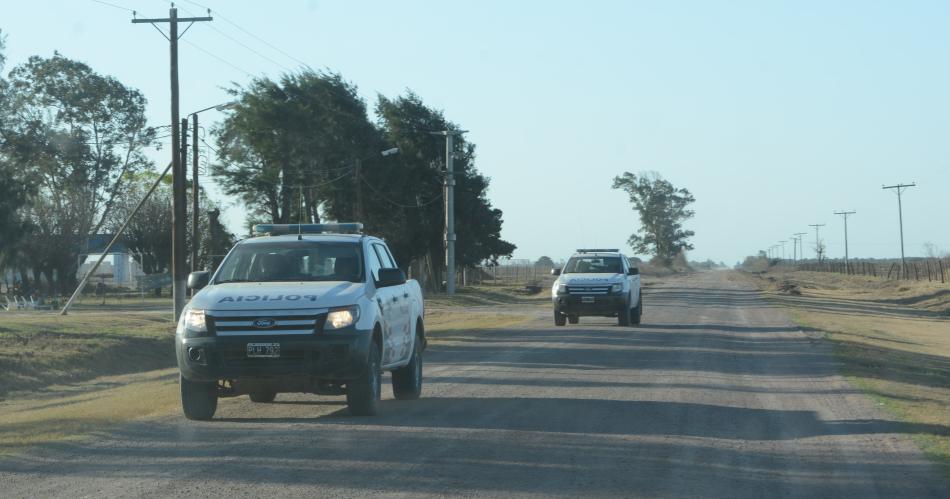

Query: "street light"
left=186, top=101, right=236, bottom=274
left=354, top=148, right=400, bottom=221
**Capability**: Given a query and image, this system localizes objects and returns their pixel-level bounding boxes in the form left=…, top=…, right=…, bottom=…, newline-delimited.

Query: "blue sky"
left=3, top=0, right=949, bottom=264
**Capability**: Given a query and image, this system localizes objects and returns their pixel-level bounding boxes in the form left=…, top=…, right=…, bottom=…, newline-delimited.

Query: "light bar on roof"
left=253, top=223, right=364, bottom=235
left=576, top=248, right=619, bottom=253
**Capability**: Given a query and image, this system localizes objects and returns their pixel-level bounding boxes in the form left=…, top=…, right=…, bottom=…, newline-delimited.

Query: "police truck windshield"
left=563, top=256, right=624, bottom=274
left=215, top=242, right=364, bottom=283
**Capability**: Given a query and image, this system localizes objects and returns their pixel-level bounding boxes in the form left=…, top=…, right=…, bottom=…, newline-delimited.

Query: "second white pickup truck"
left=176, top=223, right=425, bottom=420
left=551, top=248, right=642, bottom=327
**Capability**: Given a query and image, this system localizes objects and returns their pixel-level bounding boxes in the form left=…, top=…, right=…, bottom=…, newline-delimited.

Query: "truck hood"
left=559, top=273, right=626, bottom=285
left=190, top=281, right=365, bottom=311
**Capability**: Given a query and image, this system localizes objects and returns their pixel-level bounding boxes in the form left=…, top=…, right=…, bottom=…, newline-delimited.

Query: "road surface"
left=1, top=271, right=946, bottom=497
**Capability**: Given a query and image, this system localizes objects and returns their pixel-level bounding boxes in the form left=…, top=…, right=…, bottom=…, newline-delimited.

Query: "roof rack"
left=576, top=248, right=619, bottom=253
left=253, top=223, right=364, bottom=236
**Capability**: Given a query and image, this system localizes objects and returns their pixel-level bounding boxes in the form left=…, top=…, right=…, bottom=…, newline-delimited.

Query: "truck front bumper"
left=555, top=294, right=626, bottom=317
left=176, top=326, right=372, bottom=382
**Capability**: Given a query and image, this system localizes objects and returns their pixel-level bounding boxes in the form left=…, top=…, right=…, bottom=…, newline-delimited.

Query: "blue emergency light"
left=576, top=248, right=619, bottom=253
left=253, top=223, right=364, bottom=235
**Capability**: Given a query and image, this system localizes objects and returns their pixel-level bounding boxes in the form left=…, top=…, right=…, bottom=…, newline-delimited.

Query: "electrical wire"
left=359, top=174, right=443, bottom=209
left=89, top=0, right=135, bottom=13
left=177, top=3, right=294, bottom=72
left=180, top=38, right=255, bottom=77
left=181, top=0, right=313, bottom=69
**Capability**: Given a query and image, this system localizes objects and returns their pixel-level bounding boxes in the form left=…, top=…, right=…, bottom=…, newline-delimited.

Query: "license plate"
left=247, top=343, right=280, bottom=358
left=581, top=296, right=595, bottom=304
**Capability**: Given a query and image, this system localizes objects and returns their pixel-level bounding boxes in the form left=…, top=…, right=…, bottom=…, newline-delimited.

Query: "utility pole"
left=133, top=6, right=212, bottom=321
left=882, top=183, right=915, bottom=273
left=430, top=130, right=467, bottom=295
left=192, top=114, right=200, bottom=272
left=794, top=232, right=807, bottom=263
left=834, top=210, right=856, bottom=267
left=778, top=240, right=787, bottom=261
left=809, top=224, right=826, bottom=262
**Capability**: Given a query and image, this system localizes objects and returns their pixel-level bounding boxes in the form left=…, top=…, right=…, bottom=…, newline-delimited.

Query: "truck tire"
left=249, top=388, right=277, bottom=403
left=632, top=295, right=642, bottom=325
left=554, top=309, right=566, bottom=326
left=618, top=302, right=632, bottom=327
left=180, top=374, right=217, bottom=421
left=392, top=337, right=423, bottom=400
left=568, top=315, right=579, bottom=324
left=347, top=342, right=381, bottom=416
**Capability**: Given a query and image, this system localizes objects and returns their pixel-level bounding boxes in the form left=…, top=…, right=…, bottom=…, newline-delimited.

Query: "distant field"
left=745, top=270, right=950, bottom=475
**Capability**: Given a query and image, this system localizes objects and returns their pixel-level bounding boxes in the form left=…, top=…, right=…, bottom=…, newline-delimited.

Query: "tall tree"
left=212, top=70, right=378, bottom=225
left=349, top=91, right=514, bottom=279
left=612, top=171, right=695, bottom=266
left=4, top=53, right=154, bottom=294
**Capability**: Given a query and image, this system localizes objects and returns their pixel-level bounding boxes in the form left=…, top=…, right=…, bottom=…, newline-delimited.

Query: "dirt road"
left=1, top=271, right=946, bottom=497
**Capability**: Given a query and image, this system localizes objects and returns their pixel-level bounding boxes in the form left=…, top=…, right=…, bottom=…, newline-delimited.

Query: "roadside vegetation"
left=745, top=269, right=950, bottom=475
left=0, top=285, right=536, bottom=454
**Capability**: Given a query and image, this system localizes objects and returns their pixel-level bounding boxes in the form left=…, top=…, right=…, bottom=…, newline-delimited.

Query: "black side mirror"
left=188, top=271, right=210, bottom=290
left=628, top=267, right=640, bottom=276
left=376, top=268, right=407, bottom=288
left=551, top=268, right=561, bottom=276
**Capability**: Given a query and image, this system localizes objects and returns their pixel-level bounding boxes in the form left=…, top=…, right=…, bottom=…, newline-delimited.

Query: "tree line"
left=0, top=30, right=514, bottom=296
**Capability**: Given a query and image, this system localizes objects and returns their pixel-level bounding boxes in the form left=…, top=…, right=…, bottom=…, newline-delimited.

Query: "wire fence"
left=797, top=258, right=949, bottom=283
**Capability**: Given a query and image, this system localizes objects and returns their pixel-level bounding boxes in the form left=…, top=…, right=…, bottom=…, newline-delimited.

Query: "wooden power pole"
left=133, top=6, right=212, bottom=321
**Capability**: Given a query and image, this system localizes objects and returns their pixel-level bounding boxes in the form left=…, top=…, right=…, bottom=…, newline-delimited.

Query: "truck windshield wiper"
left=215, top=278, right=253, bottom=284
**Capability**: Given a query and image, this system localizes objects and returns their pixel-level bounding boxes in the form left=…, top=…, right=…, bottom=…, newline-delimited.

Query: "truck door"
left=367, top=244, right=398, bottom=365
left=372, top=242, right=410, bottom=362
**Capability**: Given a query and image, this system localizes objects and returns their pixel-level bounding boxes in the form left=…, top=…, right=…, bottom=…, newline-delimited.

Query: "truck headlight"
left=184, top=309, right=207, bottom=334
left=326, top=306, right=360, bottom=330
left=610, top=283, right=623, bottom=294
left=557, top=283, right=568, bottom=294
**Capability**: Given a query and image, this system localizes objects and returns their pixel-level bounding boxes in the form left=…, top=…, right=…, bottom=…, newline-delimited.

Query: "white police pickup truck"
left=551, top=249, right=642, bottom=327
left=176, top=223, right=425, bottom=420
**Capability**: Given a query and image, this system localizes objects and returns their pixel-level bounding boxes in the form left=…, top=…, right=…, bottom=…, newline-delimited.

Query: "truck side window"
left=367, top=243, right=384, bottom=281
left=373, top=243, right=395, bottom=269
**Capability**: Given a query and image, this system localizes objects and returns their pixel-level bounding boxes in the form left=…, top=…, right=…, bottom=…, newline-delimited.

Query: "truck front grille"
left=207, top=311, right=328, bottom=336
left=567, top=285, right=611, bottom=295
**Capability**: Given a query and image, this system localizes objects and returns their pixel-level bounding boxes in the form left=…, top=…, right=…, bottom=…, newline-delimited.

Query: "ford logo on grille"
left=253, top=318, right=277, bottom=329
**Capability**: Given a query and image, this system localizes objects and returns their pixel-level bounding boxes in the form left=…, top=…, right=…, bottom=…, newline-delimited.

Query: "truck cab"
left=551, top=249, right=642, bottom=327
left=176, top=223, right=425, bottom=420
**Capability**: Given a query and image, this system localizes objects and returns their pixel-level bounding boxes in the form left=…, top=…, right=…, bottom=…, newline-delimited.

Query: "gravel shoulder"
left=0, top=271, right=946, bottom=497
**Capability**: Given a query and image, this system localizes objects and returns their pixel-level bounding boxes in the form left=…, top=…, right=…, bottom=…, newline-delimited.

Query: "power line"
left=89, top=0, right=135, bottom=13
left=181, top=0, right=312, bottom=69
left=180, top=38, right=255, bottom=77
left=176, top=3, right=294, bottom=72
left=359, top=174, right=443, bottom=209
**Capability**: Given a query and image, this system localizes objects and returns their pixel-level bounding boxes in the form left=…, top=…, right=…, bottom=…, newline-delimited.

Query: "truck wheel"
left=554, top=309, right=566, bottom=326
left=568, top=315, right=579, bottom=324
left=618, top=303, right=632, bottom=327
left=249, top=388, right=277, bottom=403
left=392, top=337, right=423, bottom=400
left=180, top=374, right=217, bottom=421
left=632, top=296, right=642, bottom=325
left=347, top=342, right=381, bottom=416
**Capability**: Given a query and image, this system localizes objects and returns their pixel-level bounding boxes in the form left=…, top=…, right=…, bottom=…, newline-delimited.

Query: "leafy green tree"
left=4, top=53, right=154, bottom=294
left=612, top=171, right=695, bottom=267
left=212, top=70, right=378, bottom=224
left=356, top=92, right=515, bottom=279
left=535, top=256, right=555, bottom=267
left=0, top=30, right=32, bottom=277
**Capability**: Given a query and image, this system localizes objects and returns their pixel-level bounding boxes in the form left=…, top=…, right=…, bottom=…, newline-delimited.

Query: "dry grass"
left=0, top=287, right=535, bottom=454
left=0, top=368, right=181, bottom=455
left=0, top=311, right=176, bottom=399
left=748, top=270, right=950, bottom=475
